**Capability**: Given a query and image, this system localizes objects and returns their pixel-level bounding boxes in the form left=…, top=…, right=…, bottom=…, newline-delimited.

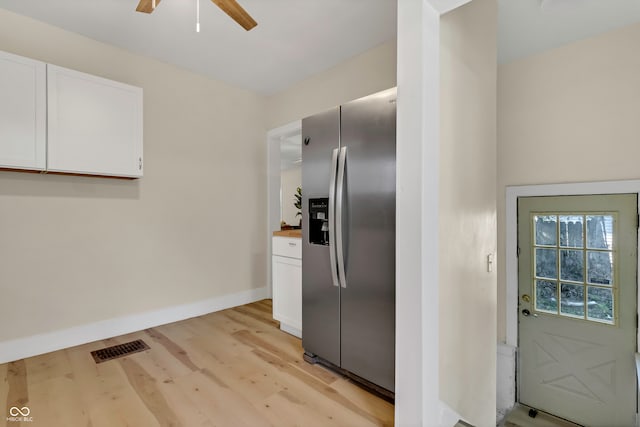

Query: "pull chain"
left=196, top=0, right=200, bottom=32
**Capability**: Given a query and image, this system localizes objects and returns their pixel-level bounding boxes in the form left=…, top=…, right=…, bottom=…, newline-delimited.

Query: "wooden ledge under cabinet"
left=273, top=229, right=302, bottom=238
left=0, top=167, right=139, bottom=180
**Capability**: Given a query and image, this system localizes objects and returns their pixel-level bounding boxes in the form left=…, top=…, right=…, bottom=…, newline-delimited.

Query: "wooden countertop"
left=273, top=229, right=302, bottom=238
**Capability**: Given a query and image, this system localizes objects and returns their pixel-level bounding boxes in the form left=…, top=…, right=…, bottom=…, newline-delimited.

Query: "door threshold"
left=500, top=404, right=582, bottom=427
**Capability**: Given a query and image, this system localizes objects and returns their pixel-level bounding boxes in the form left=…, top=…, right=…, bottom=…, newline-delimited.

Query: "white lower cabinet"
left=272, top=237, right=302, bottom=338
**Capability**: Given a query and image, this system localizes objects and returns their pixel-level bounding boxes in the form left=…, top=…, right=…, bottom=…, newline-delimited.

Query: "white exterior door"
left=518, top=194, right=637, bottom=426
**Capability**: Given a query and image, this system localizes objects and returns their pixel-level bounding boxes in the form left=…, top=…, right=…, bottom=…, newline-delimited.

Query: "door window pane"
left=535, top=280, right=558, bottom=313
left=587, top=251, right=613, bottom=286
left=560, top=249, right=583, bottom=282
left=536, top=248, right=557, bottom=279
left=535, top=215, right=557, bottom=246
left=530, top=211, right=617, bottom=325
left=560, top=283, right=585, bottom=318
left=559, top=215, right=583, bottom=248
left=587, top=287, right=614, bottom=324
left=587, top=215, right=613, bottom=250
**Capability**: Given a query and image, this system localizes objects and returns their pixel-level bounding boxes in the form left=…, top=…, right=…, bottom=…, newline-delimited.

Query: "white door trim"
left=266, top=120, right=302, bottom=298
left=505, top=180, right=640, bottom=411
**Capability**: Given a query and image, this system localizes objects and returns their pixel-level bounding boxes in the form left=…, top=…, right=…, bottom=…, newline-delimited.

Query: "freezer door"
left=339, top=88, right=396, bottom=392
left=301, top=107, right=341, bottom=366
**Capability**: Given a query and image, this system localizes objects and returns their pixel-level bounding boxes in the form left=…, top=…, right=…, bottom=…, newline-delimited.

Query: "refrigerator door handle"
left=328, top=148, right=340, bottom=288
left=336, top=146, right=347, bottom=288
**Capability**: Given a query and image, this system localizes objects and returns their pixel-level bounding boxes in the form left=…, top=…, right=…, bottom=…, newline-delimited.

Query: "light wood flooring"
left=0, top=299, right=394, bottom=427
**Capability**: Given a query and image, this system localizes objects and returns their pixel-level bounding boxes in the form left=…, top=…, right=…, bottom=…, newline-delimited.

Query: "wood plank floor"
left=0, top=300, right=394, bottom=427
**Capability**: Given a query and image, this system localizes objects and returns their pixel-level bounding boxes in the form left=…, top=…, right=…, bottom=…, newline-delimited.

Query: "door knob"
left=522, top=309, right=531, bottom=316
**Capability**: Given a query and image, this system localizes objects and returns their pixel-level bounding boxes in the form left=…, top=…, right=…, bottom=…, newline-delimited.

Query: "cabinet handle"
left=139, top=157, right=143, bottom=170
left=288, top=242, right=297, bottom=247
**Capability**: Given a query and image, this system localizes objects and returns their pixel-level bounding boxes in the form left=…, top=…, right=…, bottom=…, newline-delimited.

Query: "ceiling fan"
left=135, top=0, right=257, bottom=31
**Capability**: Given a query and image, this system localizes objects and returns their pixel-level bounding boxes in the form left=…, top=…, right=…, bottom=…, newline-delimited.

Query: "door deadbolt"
left=522, top=294, right=531, bottom=303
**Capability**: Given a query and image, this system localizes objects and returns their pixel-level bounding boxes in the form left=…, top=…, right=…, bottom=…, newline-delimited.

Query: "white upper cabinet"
left=0, top=51, right=46, bottom=171
left=0, top=51, right=143, bottom=178
left=47, top=65, right=143, bottom=177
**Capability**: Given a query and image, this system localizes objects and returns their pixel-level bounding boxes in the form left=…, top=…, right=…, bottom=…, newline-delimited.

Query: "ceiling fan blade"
left=136, top=0, right=161, bottom=14
left=211, top=0, right=257, bottom=31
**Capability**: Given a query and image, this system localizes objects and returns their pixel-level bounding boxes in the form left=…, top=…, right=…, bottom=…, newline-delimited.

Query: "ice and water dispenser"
left=308, top=198, right=329, bottom=245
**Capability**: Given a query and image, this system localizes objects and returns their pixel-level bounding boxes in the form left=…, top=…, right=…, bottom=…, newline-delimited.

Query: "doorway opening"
left=266, top=120, right=302, bottom=297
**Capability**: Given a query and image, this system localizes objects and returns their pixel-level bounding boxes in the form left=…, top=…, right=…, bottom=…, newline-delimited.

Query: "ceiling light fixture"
left=136, top=0, right=256, bottom=32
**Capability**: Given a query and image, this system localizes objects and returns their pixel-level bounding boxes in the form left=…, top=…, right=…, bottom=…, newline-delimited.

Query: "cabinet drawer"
left=272, top=236, right=302, bottom=259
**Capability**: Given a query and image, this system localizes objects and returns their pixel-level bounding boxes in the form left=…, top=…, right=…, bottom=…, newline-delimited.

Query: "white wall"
left=438, top=1, right=497, bottom=425
left=396, top=1, right=497, bottom=425
left=265, top=40, right=397, bottom=129
left=395, top=1, right=439, bottom=423
left=280, top=167, right=301, bottom=226
left=497, top=21, right=640, bottom=342
left=0, top=9, right=267, bottom=345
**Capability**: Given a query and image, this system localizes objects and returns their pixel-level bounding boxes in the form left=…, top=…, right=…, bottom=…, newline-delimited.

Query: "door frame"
left=266, top=120, right=302, bottom=299
left=505, top=180, right=640, bottom=419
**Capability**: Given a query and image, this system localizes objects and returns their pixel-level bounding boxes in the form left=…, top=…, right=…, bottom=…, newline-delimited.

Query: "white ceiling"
left=0, top=0, right=397, bottom=95
left=4, top=0, right=638, bottom=178
left=499, top=0, right=640, bottom=64
left=1, top=1, right=639, bottom=93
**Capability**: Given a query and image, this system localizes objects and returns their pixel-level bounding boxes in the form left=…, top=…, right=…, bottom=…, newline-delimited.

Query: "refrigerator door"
left=339, top=88, right=396, bottom=392
left=301, top=107, right=341, bottom=366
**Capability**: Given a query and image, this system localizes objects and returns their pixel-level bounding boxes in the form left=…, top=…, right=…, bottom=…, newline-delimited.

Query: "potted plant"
left=294, top=186, right=302, bottom=228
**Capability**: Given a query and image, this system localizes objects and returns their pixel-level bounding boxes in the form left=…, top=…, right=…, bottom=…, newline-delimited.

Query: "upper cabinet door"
left=0, top=51, right=46, bottom=171
left=47, top=65, right=143, bottom=178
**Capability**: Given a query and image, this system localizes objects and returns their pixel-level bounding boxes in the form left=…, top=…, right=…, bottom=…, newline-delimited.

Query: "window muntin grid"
left=532, top=213, right=616, bottom=325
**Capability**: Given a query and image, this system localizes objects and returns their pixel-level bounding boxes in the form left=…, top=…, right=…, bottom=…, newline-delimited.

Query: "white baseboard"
left=438, top=401, right=463, bottom=427
left=0, top=286, right=269, bottom=364
left=279, top=323, right=302, bottom=339
left=497, top=342, right=517, bottom=423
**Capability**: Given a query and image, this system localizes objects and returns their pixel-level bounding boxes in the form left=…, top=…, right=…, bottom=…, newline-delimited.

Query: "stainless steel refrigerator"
left=301, top=88, right=396, bottom=394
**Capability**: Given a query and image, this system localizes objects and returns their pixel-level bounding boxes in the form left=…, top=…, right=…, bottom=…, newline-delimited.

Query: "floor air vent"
left=91, top=339, right=150, bottom=364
